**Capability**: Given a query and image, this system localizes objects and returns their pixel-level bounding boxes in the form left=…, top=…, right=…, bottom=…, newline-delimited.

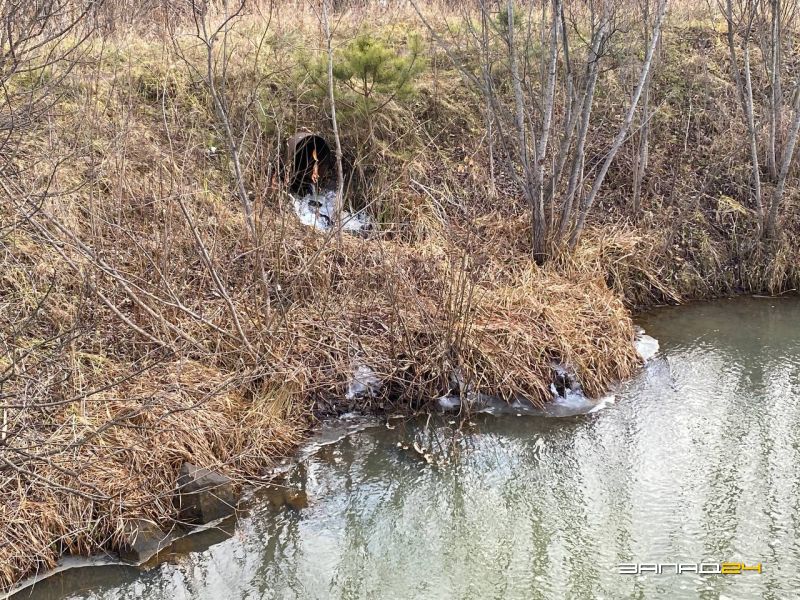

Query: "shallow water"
left=14, top=297, right=800, bottom=600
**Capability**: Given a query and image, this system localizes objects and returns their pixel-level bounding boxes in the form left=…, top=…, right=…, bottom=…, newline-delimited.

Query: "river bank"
left=11, top=296, right=800, bottom=600
left=2, top=1, right=800, bottom=592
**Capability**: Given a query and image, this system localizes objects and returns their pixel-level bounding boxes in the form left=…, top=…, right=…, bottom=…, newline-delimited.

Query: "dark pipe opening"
left=286, top=133, right=334, bottom=194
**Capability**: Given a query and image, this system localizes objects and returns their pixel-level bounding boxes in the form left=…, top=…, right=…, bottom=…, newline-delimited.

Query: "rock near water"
left=175, top=462, right=237, bottom=524
left=119, top=519, right=170, bottom=564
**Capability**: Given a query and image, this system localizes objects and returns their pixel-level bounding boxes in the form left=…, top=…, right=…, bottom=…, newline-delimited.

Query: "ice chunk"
left=635, top=333, right=660, bottom=362
left=345, top=363, right=382, bottom=400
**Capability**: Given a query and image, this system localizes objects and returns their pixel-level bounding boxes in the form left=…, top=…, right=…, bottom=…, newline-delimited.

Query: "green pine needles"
left=308, top=32, right=425, bottom=138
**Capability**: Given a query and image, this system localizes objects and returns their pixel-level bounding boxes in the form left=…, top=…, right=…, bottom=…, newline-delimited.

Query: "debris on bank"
left=286, top=132, right=374, bottom=234
left=435, top=390, right=616, bottom=418
left=345, top=361, right=382, bottom=400
left=435, top=361, right=616, bottom=418
left=293, top=189, right=374, bottom=234
left=634, top=327, right=660, bottom=361
left=436, top=328, right=659, bottom=418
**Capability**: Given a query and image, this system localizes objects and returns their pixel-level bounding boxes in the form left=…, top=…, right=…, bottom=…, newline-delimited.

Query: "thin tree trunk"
left=321, top=0, right=345, bottom=240
left=631, top=84, right=650, bottom=215
left=207, top=44, right=255, bottom=239
left=561, top=3, right=574, bottom=134
left=541, top=4, right=580, bottom=233
left=767, top=0, right=781, bottom=181
left=633, top=0, right=654, bottom=216
left=506, top=0, right=541, bottom=260
left=742, top=43, right=764, bottom=223
left=530, top=0, right=562, bottom=262
left=480, top=2, right=497, bottom=200
left=537, top=0, right=561, bottom=165
left=507, top=0, right=532, bottom=186
left=542, top=2, right=579, bottom=221
left=556, top=14, right=608, bottom=243
left=767, top=80, right=800, bottom=236
left=569, top=0, right=666, bottom=249
left=725, top=0, right=764, bottom=228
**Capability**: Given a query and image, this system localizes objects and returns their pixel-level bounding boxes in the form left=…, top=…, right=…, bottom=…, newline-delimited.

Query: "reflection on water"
left=15, top=297, right=800, bottom=600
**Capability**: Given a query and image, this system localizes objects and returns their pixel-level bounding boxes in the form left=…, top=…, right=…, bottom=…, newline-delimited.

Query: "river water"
left=14, top=297, right=800, bottom=599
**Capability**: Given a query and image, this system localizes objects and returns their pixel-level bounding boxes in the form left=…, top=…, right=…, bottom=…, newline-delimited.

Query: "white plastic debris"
left=345, top=362, right=382, bottom=400
left=635, top=333, right=660, bottom=362
left=435, top=361, right=618, bottom=418
left=292, top=190, right=374, bottom=233
left=436, top=395, right=462, bottom=412
left=587, top=394, right=616, bottom=413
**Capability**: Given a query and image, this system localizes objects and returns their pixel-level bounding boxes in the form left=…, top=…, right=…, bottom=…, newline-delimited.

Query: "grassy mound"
left=2, top=193, right=640, bottom=589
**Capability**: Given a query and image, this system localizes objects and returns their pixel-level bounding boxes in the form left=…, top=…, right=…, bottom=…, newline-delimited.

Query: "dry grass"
left=0, top=361, right=303, bottom=588
left=1, top=199, right=641, bottom=591
left=1, top=0, right=799, bottom=592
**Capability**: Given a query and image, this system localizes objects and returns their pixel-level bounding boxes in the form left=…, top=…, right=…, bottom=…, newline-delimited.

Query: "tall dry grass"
left=1, top=0, right=799, bottom=591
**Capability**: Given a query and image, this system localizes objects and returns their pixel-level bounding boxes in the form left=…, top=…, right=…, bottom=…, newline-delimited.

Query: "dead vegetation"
left=0, top=0, right=799, bottom=592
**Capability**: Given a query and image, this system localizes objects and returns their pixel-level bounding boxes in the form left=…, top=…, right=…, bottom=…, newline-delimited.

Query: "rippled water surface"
left=16, top=298, right=800, bottom=599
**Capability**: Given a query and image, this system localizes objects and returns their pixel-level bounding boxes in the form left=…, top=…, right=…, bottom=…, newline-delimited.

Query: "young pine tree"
left=323, top=33, right=424, bottom=139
